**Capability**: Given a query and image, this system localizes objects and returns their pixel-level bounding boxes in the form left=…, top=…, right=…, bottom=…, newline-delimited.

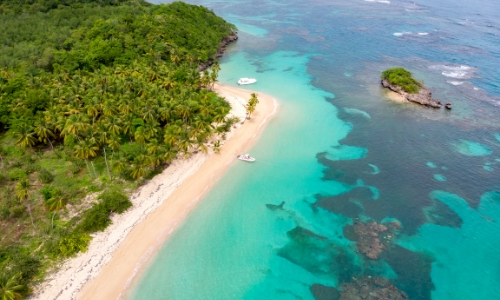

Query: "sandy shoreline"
left=384, top=89, right=407, bottom=103
left=30, top=84, right=278, bottom=300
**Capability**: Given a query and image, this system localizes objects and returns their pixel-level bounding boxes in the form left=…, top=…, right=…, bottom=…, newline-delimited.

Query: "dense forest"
left=0, top=0, right=237, bottom=297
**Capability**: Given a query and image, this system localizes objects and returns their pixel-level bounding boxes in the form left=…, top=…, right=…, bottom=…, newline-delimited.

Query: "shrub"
left=77, top=203, right=111, bottom=232
left=39, top=185, right=59, bottom=201
left=63, top=135, right=77, bottom=148
left=11, top=161, right=23, bottom=168
left=58, top=232, right=91, bottom=257
left=8, top=169, right=27, bottom=181
left=0, top=246, right=41, bottom=295
left=76, top=190, right=131, bottom=233
left=25, top=163, right=41, bottom=174
left=0, top=173, right=6, bottom=185
left=10, top=205, right=26, bottom=218
left=99, top=189, right=131, bottom=213
left=0, top=204, right=10, bottom=220
left=38, top=169, right=55, bottom=184
left=381, top=67, right=422, bottom=94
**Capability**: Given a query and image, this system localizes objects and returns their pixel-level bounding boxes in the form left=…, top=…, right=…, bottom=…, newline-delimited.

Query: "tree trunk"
left=26, top=202, right=35, bottom=229
left=85, top=159, right=92, bottom=177
left=48, top=138, right=54, bottom=150
left=0, top=154, right=3, bottom=169
left=51, top=212, right=56, bottom=229
left=91, top=161, right=97, bottom=177
left=104, top=148, right=111, bottom=179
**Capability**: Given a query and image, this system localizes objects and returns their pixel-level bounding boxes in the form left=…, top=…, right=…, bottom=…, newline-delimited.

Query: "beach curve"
left=29, top=84, right=278, bottom=300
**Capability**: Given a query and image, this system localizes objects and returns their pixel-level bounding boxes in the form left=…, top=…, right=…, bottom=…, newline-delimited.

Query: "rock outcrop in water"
left=381, top=79, right=443, bottom=108
left=339, top=277, right=408, bottom=300
left=354, top=221, right=401, bottom=260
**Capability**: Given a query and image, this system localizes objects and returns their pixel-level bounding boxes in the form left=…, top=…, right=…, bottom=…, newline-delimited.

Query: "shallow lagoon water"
left=134, top=0, right=500, bottom=299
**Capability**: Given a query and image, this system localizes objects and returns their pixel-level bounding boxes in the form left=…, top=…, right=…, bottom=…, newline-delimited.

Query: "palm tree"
left=176, top=104, right=191, bottom=123
left=134, top=127, right=146, bottom=145
left=86, top=97, right=101, bottom=124
left=246, top=103, right=256, bottom=119
left=249, top=93, right=260, bottom=106
left=112, top=157, right=127, bottom=174
left=73, top=140, right=98, bottom=177
left=210, top=62, right=220, bottom=90
left=130, top=155, right=148, bottom=179
left=105, top=116, right=122, bottom=136
left=246, top=94, right=259, bottom=119
left=102, top=99, right=116, bottom=117
left=0, top=272, right=23, bottom=300
left=143, top=122, right=159, bottom=141
left=213, top=140, right=221, bottom=154
left=15, top=124, right=37, bottom=149
left=45, top=189, right=67, bottom=229
left=15, top=179, right=35, bottom=228
left=107, top=135, right=121, bottom=155
left=34, top=119, right=55, bottom=149
left=63, top=114, right=89, bottom=138
left=162, top=146, right=178, bottom=164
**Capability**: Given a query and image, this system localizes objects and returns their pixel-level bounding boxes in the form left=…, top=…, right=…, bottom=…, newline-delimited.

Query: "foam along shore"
left=30, top=84, right=279, bottom=300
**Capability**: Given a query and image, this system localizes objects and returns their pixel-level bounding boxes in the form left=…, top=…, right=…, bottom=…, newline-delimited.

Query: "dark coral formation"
left=339, top=277, right=408, bottom=300
left=266, top=201, right=285, bottom=210
left=353, top=221, right=401, bottom=260
left=381, top=79, right=443, bottom=108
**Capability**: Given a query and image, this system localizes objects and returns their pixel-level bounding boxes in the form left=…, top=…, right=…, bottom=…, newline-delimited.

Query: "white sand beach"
left=30, top=84, right=278, bottom=300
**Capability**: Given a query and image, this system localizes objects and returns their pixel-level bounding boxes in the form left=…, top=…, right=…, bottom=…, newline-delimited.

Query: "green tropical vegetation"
left=381, top=67, right=423, bottom=94
left=0, top=0, right=237, bottom=297
left=0, top=272, right=23, bottom=300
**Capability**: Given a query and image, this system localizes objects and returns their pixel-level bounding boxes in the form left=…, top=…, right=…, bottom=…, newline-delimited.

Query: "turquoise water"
left=132, top=0, right=500, bottom=299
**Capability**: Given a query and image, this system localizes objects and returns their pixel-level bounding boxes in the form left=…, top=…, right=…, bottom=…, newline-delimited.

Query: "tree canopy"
left=0, top=0, right=237, bottom=297
left=381, top=67, right=422, bottom=94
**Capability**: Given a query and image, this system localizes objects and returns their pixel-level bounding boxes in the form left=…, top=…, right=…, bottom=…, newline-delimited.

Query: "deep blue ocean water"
left=131, top=0, right=500, bottom=299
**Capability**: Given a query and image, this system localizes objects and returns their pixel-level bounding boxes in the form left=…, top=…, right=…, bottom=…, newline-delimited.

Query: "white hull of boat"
left=237, top=154, right=256, bottom=162
left=238, top=78, right=257, bottom=85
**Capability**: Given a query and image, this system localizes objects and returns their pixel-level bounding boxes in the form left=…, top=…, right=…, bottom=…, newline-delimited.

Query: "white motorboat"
left=237, top=154, right=256, bottom=162
left=237, top=78, right=257, bottom=85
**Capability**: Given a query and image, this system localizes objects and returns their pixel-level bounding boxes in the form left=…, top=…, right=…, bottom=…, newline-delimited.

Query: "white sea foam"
left=442, top=71, right=468, bottom=79
left=393, top=31, right=412, bottom=36
left=429, top=64, right=474, bottom=79
left=365, top=0, right=390, bottom=4
left=447, top=81, right=464, bottom=86
left=418, top=32, right=429, bottom=35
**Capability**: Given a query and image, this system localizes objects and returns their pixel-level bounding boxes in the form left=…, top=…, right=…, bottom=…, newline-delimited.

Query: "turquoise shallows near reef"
left=483, top=166, right=494, bottom=172
left=367, top=163, right=380, bottom=175
left=130, top=51, right=355, bottom=299
left=451, top=139, right=493, bottom=156
left=343, top=107, right=371, bottom=119
left=136, top=0, right=500, bottom=299
left=433, top=174, right=446, bottom=182
left=398, top=191, right=500, bottom=300
left=325, top=145, right=367, bottom=161
left=426, top=162, right=437, bottom=168
left=495, top=133, right=500, bottom=143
